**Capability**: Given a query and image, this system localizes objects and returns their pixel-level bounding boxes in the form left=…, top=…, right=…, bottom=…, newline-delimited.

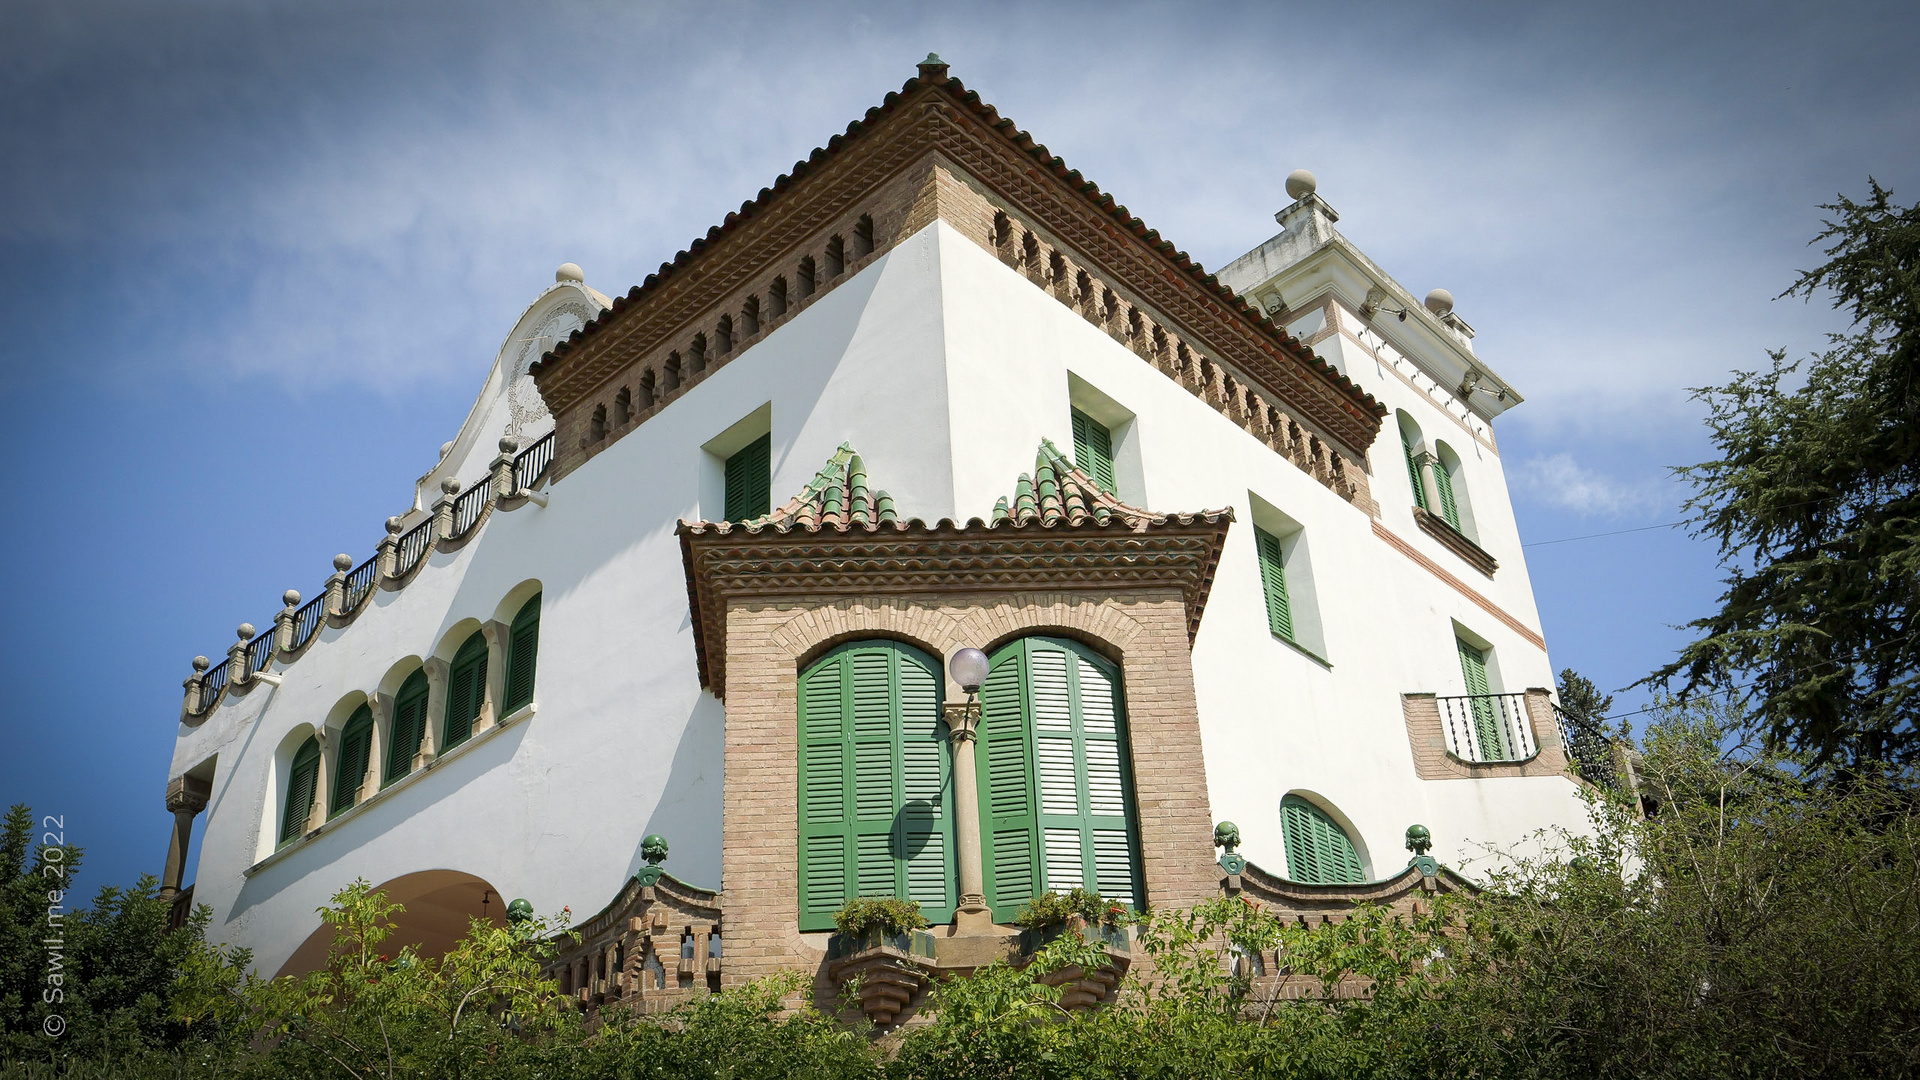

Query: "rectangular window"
left=724, top=433, right=772, bottom=522
left=1455, top=634, right=1505, bottom=758
left=1253, top=526, right=1294, bottom=641
left=1070, top=407, right=1115, bottom=493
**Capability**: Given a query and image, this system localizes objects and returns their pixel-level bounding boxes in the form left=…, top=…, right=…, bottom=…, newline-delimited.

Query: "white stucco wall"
left=173, top=217, right=1587, bottom=973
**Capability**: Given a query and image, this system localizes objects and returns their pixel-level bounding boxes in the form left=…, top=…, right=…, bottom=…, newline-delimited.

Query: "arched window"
left=444, top=631, right=488, bottom=750
left=639, top=370, right=656, bottom=407
left=330, top=705, right=374, bottom=819
left=590, top=405, right=607, bottom=442
left=1397, top=413, right=1428, bottom=511
left=770, top=277, right=788, bottom=316
left=742, top=295, right=760, bottom=335
left=1279, top=794, right=1364, bottom=884
left=384, top=669, right=430, bottom=786
left=280, top=735, right=320, bottom=848
left=689, top=333, right=707, bottom=373
left=797, top=257, right=816, bottom=297
left=665, top=353, right=683, bottom=391
left=504, top=594, right=541, bottom=715
left=1432, top=441, right=1473, bottom=538
left=796, top=641, right=952, bottom=931
left=993, top=210, right=1012, bottom=251
left=716, top=315, right=733, bottom=355
left=613, top=387, right=631, bottom=427
left=978, top=636, right=1141, bottom=922
left=853, top=214, right=874, bottom=257
left=825, top=235, right=845, bottom=277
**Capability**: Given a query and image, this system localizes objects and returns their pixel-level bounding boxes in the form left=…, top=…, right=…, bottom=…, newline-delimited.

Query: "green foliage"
left=1556, top=667, right=1616, bottom=734
left=1009, top=889, right=1128, bottom=931
left=1652, top=181, right=1920, bottom=765
left=832, top=897, right=929, bottom=938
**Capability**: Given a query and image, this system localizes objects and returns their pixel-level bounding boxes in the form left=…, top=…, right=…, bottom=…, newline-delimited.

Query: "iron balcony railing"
left=342, top=555, right=379, bottom=613
left=394, top=518, right=434, bottom=578
left=199, top=658, right=230, bottom=710
left=1436, top=692, right=1539, bottom=764
left=513, top=431, right=554, bottom=492
left=289, top=593, right=327, bottom=652
left=451, top=480, right=490, bottom=538
left=243, top=629, right=277, bottom=677
left=1555, top=704, right=1619, bottom=789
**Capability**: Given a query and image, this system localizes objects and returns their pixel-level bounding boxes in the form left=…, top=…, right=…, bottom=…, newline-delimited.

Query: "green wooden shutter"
left=1279, top=795, right=1364, bottom=884
left=1432, top=453, right=1462, bottom=530
left=796, top=641, right=952, bottom=931
left=330, top=706, right=374, bottom=818
left=280, top=736, right=320, bottom=847
left=1070, top=408, right=1116, bottom=493
left=444, top=631, right=488, bottom=750
left=504, top=594, right=540, bottom=715
left=1456, top=636, right=1504, bottom=759
left=385, top=670, right=430, bottom=786
left=1254, top=526, right=1295, bottom=641
left=724, top=433, right=772, bottom=522
left=978, top=650, right=1038, bottom=923
left=1401, top=428, right=1428, bottom=511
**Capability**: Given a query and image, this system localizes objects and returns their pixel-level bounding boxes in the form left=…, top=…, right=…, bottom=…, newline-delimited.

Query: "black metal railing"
left=452, top=480, right=490, bottom=538
left=244, top=630, right=277, bottom=677
left=1436, top=692, right=1538, bottom=763
left=394, top=518, right=434, bottom=578
left=513, top=431, right=554, bottom=492
left=1555, top=704, right=1619, bottom=789
left=200, top=659, right=230, bottom=710
left=289, top=593, right=327, bottom=652
left=342, top=556, right=379, bottom=613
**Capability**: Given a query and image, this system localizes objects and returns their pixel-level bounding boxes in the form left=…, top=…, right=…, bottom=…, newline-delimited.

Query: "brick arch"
left=771, top=598, right=962, bottom=676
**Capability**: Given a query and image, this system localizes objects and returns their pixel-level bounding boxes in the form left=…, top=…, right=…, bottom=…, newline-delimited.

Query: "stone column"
left=941, top=701, right=990, bottom=931
left=418, top=658, right=448, bottom=770
left=363, top=693, right=391, bottom=800
left=226, top=624, right=254, bottom=688
left=1414, top=448, right=1446, bottom=515
left=325, top=554, right=352, bottom=617
left=377, top=518, right=404, bottom=581
left=492, top=435, right=519, bottom=499
left=432, top=476, right=460, bottom=547
left=182, top=656, right=211, bottom=718
left=477, top=620, right=509, bottom=733
left=305, top=731, right=331, bottom=834
left=272, top=591, right=300, bottom=656
left=159, top=775, right=211, bottom=902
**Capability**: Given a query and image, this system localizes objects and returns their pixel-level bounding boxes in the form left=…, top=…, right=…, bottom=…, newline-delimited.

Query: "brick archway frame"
left=720, top=588, right=1219, bottom=986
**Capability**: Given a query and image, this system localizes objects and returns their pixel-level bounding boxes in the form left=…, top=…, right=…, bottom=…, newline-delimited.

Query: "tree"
left=1651, top=180, right=1920, bottom=766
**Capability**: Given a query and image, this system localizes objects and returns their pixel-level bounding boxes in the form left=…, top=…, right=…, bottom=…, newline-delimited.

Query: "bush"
left=1010, top=888, right=1129, bottom=931
left=832, top=897, right=929, bottom=939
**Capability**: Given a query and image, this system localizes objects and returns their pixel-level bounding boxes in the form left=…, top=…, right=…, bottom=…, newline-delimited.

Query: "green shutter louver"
left=504, top=594, right=540, bottom=715
left=1456, top=636, right=1504, bottom=759
left=385, top=669, right=430, bottom=786
left=1279, top=794, right=1364, bottom=884
left=978, top=637, right=1141, bottom=921
left=280, top=736, right=320, bottom=848
left=725, top=433, right=772, bottom=522
left=330, top=706, right=374, bottom=819
left=444, top=631, right=488, bottom=750
left=796, top=641, right=953, bottom=931
left=1254, top=526, right=1295, bottom=641
left=1432, top=452, right=1462, bottom=531
left=1070, top=408, right=1116, bottom=493
left=1401, top=427, right=1428, bottom=511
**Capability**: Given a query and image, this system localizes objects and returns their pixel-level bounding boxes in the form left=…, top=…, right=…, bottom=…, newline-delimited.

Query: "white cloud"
left=1508, top=453, right=1668, bottom=518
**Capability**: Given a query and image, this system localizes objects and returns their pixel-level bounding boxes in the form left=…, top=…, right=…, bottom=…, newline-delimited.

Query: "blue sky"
left=2, top=0, right=1916, bottom=895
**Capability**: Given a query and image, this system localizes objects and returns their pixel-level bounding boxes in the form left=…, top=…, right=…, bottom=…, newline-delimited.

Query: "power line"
left=1523, top=521, right=1686, bottom=548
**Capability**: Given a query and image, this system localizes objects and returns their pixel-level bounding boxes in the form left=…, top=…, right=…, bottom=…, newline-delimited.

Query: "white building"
left=158, top=56, right=1607, bottom=1004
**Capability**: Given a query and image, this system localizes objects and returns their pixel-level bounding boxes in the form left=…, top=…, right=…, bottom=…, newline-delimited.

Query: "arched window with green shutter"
left=384, top=669, right=430, bottom=787
left=1279, top=794, right=1365, bottom=884
left=1399, top=421, right=1428, bottom=511
left=444, top=631, right=488, bottom=750
left=1431, top=441, right=1463, bottom=531
left=1070, top=408, right=1115, bottom=493
left=977, top=636, right=1142, bottom=922
left=280, top=736, right=320, bottom=848
left=796, top=640, right=953, bottom=931
left=330, top=705, right=374, bottom=819
left=504, top=594, right=540, bottom=716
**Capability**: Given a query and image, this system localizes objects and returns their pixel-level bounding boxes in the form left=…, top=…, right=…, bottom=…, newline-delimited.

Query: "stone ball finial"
left=506, top=897, right=534, bottom=924
left=499, top=434, right=519, bottom=454
left=641, top=834, right=669, bottom=865
left=282, top=589, right=301, bottom=608
left=1405, top=823, right=1433, bottom=856
left=1212, top=821, right=1241, bottom=853
left=192, top=655, right=211, bottom=672
left=439, top=441, right=454, bottom=458
left=333, top=553, right=354, bottom=572
left=1285, top=169, right=1317, bottom=201
left=441, top=476, right=463, bottom=495
left=1424, top=289, right=1455, bottom=316
left=555, top=263, right=584, bottom=283
left=236, top=623, right=256, bottom=641
left=386, top=516, right=405, bottom=535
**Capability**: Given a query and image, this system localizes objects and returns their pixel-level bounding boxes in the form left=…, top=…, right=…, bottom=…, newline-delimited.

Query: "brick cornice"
left=531, top=70, right=1384, bottom=458
left=679, top=512, right=1232, bottom=697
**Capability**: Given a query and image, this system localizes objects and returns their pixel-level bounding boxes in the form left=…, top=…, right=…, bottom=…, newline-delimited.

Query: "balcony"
left=1402, top=689, right=1620, bottom=788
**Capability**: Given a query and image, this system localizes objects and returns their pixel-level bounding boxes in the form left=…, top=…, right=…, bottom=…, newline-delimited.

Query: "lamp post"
left=944, top=647, right=992, bottom=927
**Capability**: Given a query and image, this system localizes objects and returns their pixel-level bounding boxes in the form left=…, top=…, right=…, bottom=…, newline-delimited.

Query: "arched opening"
left=1396, top=410, right=1428, bottom=511
left=273, top=869, right=508, bottom=979
left=1279, top=793, right=1367, bottom=884
left=853, top=214, right=874, bottom=258
left=977, top=636, right=1142, bottom=922
left=1432, top=440, right=1476, bottom=539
